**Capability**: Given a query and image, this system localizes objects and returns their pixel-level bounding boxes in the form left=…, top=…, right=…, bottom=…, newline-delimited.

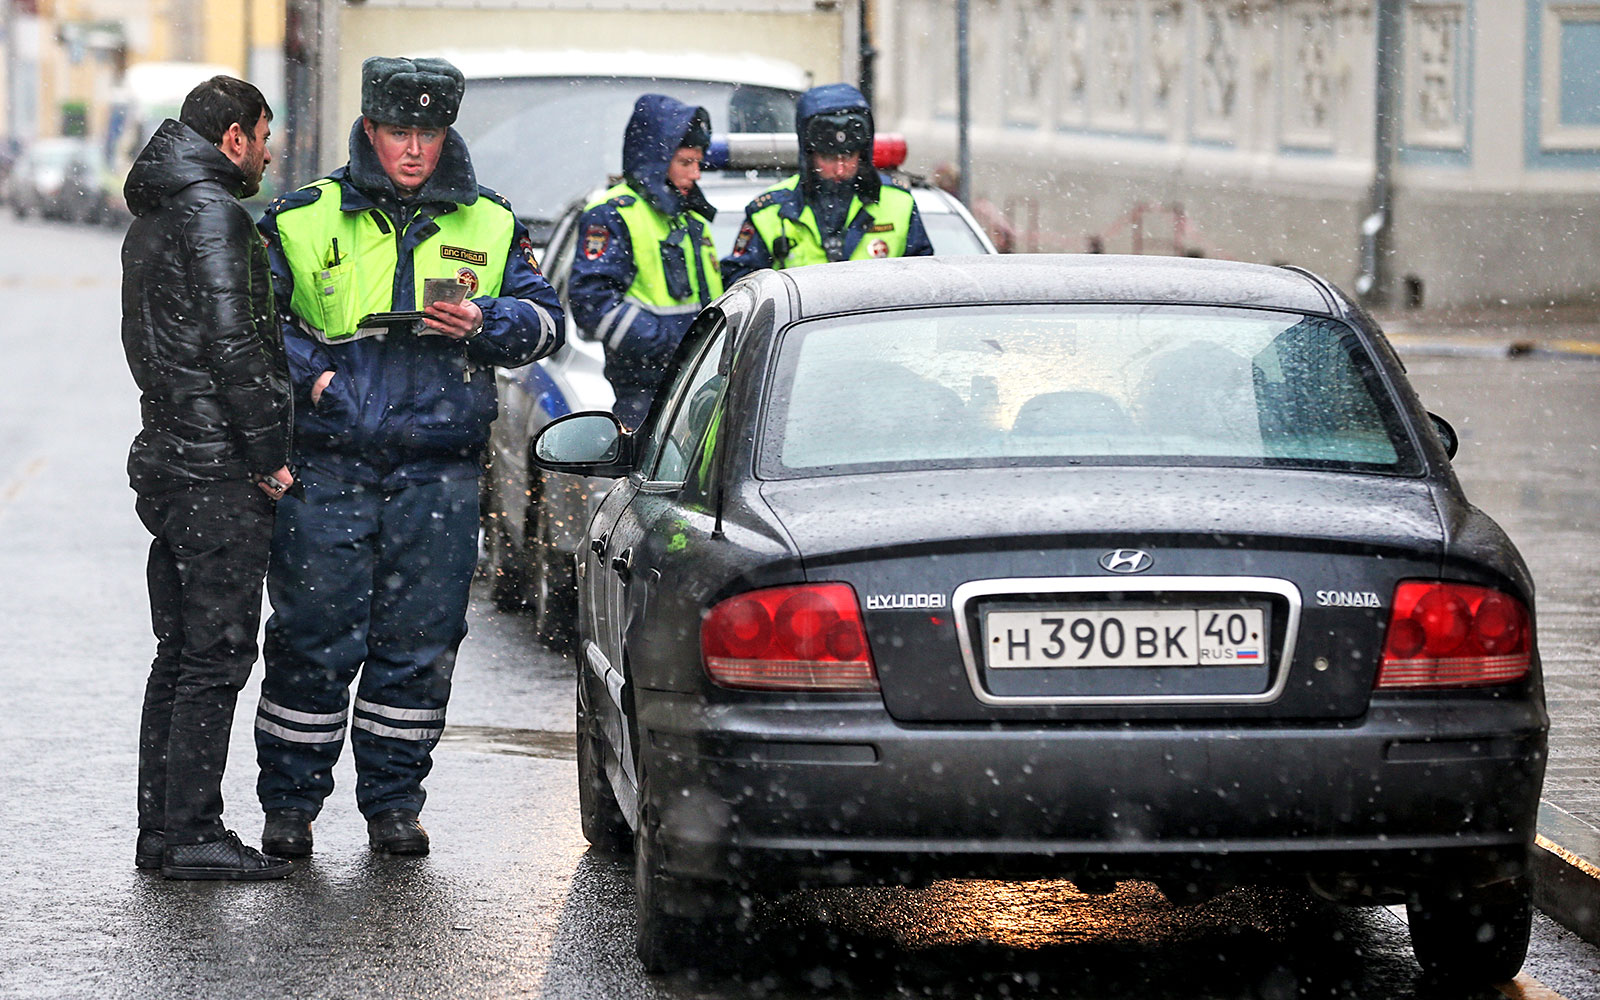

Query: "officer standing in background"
left=721, top=83, right=932, bottom=282
left=569, top=94, right=721, bottom=428
left=254, top=56, right=563, bottom=858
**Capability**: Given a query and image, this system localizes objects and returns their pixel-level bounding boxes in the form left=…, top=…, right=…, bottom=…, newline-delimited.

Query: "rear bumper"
left=636, top=693, right=1547, bottom=894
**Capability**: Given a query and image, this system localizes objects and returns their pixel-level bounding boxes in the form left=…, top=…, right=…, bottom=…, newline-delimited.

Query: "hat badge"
left=834, top=129, right=846, bottom=144
left=419, top=92, right=431, bottom=107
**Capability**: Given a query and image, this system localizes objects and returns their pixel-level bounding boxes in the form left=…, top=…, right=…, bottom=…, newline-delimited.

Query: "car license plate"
left=983, top=607, right=1267, bottom=669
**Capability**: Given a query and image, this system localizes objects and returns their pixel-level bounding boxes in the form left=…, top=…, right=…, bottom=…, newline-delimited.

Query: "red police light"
left=873, top=134, right=907, bottom=170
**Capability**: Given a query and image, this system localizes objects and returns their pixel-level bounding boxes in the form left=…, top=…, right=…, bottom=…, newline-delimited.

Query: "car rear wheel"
left=634, top=780, right=732, bottom=973
left=576, top=680, right=630, bottom=854
left=532, top=503, right=578, bottom=652
left=1406, top=876, right=1532, bottom=986
left=485, top=513, right=531, bottom=612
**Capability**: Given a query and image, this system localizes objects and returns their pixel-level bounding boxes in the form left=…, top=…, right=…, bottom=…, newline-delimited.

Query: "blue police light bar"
left=707, top=133, right=795, bottom=171
left=707, top=132, right=911, bottom=172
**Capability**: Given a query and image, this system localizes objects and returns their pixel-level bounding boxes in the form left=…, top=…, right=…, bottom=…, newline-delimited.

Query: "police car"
left=482, top=134, right=998, bottom=647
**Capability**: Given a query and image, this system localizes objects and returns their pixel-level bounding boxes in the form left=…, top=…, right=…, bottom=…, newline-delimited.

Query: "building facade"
left=877, top=0, right=1600, bottom=307
left=3, top=0, right=284, bottom=148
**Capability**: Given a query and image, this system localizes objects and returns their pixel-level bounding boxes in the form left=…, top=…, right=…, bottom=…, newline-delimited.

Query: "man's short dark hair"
left=179, top=76, right=272, bottom=146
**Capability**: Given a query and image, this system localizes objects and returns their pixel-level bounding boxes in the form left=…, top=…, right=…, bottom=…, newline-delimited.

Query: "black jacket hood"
left=124, top=118, right=247, bottom=216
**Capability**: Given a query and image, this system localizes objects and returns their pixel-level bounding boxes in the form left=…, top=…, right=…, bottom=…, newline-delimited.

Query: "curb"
left=1385, top=335, right=1600, bottom=361
left=1534, top=802, right=1600, bottom=947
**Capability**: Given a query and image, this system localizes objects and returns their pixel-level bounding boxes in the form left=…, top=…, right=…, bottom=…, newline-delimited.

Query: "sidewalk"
left=1373, top=301, right=1600, bottom=946
left=1373, top=302, right=1600, bottom=360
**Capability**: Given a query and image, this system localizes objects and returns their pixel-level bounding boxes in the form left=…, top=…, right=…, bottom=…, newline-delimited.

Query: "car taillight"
left=701, top=583, right=878, bottom=692
left=1375, top=581, right=1531, bottom=689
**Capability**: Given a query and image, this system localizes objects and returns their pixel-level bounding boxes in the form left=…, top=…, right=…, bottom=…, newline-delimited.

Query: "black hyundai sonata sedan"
left=532, top=254, right=1547, bottom=983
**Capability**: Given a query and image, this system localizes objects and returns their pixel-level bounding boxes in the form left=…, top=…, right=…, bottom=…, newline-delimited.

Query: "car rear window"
left=759, top=305, right=1419, bottom=477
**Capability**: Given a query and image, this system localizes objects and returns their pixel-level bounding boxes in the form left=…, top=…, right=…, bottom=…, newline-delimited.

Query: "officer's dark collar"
left=628, top=172, right=716, bottom=222
left=780, top=183, right=876, bottom=227
left=798, top=158, right=881, bottom=213
left=345, top=118, right=479, bottom=211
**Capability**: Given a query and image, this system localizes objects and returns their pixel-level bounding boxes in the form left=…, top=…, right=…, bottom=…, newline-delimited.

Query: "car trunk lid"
left=758, top=466, right=1443, bottom=722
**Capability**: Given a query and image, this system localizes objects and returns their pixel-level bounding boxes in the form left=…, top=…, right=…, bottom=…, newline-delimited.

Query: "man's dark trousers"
left=136, top=480, right=274, bottom=845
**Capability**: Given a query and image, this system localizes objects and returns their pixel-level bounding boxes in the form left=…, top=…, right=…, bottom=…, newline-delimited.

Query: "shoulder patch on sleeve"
left=518, top=234, right=542, bottom=274
left=583, top=224, right=611, bottom=260
left=731, top=221, right=756, bottom=256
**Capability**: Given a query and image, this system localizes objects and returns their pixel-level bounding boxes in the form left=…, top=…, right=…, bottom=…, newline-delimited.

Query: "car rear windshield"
left=759, top=305, right=1420, bottom=477
left=456, top=77, right=797, bottom=231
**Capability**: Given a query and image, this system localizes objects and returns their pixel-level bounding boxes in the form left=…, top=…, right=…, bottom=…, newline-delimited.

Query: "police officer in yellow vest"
left=570, top=94, right=721, bottom=428
left=721, top=83, right=932, bottom=283
left=253, top=57, right=563, bottom=858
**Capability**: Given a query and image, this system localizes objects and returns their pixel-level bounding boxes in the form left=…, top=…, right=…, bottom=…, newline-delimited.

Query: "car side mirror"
left=532, top=411, right=634, bottom=476
left=1428, top=412, right=1459, bottom=460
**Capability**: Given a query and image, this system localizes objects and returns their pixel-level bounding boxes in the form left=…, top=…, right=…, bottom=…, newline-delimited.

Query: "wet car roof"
left=759, top=254, right=1347, bottom=319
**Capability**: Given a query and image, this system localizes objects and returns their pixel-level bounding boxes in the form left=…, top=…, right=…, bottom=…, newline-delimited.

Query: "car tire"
left=634, top=779, right=731, bottom=974
left=532, top=502, right=578, bottom=652
left=485, top=513, right=532, bottom=612
left=576, top=678, right=630, bottom=854
left=1406, top=876, right=1532, bottom=986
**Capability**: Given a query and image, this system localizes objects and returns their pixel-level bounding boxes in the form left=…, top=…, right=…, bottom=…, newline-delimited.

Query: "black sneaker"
left=135, top=829, right=163, bottom=870
left=161, top=831, right=293, bottom=881
left=262, top=808, right=314, bottom=858
left=367, top=809, right=429, bottom=856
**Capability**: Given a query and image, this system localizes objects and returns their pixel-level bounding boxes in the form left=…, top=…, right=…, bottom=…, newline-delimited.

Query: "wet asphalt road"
left=1, top=215, right=1598, bottom=999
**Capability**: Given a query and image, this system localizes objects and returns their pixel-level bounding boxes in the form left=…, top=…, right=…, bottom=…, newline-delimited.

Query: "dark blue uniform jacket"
left=259, top=120, right=563, bottom=488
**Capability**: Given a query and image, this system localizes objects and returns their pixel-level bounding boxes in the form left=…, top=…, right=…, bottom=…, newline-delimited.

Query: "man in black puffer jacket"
left=121, top=75, right=294, bottom=880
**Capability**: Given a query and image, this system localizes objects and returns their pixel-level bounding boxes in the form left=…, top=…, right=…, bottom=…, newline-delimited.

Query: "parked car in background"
left=533, top=254, right=1547, bottom=985
left=481, top=133, right=997, bottom=648
left=6, top=137, right=115, bottom=224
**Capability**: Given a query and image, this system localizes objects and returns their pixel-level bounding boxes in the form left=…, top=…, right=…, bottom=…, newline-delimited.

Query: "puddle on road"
left=439, top=725, right=575, bottom=760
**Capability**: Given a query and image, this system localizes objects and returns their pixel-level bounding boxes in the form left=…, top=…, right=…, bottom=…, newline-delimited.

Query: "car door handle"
left=591, top=535, right=608, bottom=556
left=610, top=548, right=632, bottom=582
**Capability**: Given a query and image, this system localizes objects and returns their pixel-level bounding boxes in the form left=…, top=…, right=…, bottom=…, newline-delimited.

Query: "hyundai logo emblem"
left=1099, top=549, right=1153, bottom=574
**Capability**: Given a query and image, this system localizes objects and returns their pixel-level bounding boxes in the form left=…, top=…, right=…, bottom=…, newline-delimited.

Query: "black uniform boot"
left=135, top=829, right=164, bottom=870
left=368, top=810, right=429, bottom=856
left=161, top=831, right=293, bottom=880
left=261, top=809, right=314, bottom=858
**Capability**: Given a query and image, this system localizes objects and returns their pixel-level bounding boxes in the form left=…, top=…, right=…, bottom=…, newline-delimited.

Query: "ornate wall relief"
left=1403, top=1, right=1468, bottom=149
left=1282, top=1, right=1339, bottom=148
left=1194, top=0, right=1245, bottom=141
left=1092, top=0, right=1142, bottom=129
left=1007, top=0, right=1055, bottom=125
left=1059, top=0, right=1091, bottom=126
left=931, top=0, right=959, bottom=118
left=1146, top=0, right=1185, bottom=132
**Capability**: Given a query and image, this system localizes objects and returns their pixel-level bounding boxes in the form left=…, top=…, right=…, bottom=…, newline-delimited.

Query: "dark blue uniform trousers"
left=254, top=469, right=478, bottom=819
